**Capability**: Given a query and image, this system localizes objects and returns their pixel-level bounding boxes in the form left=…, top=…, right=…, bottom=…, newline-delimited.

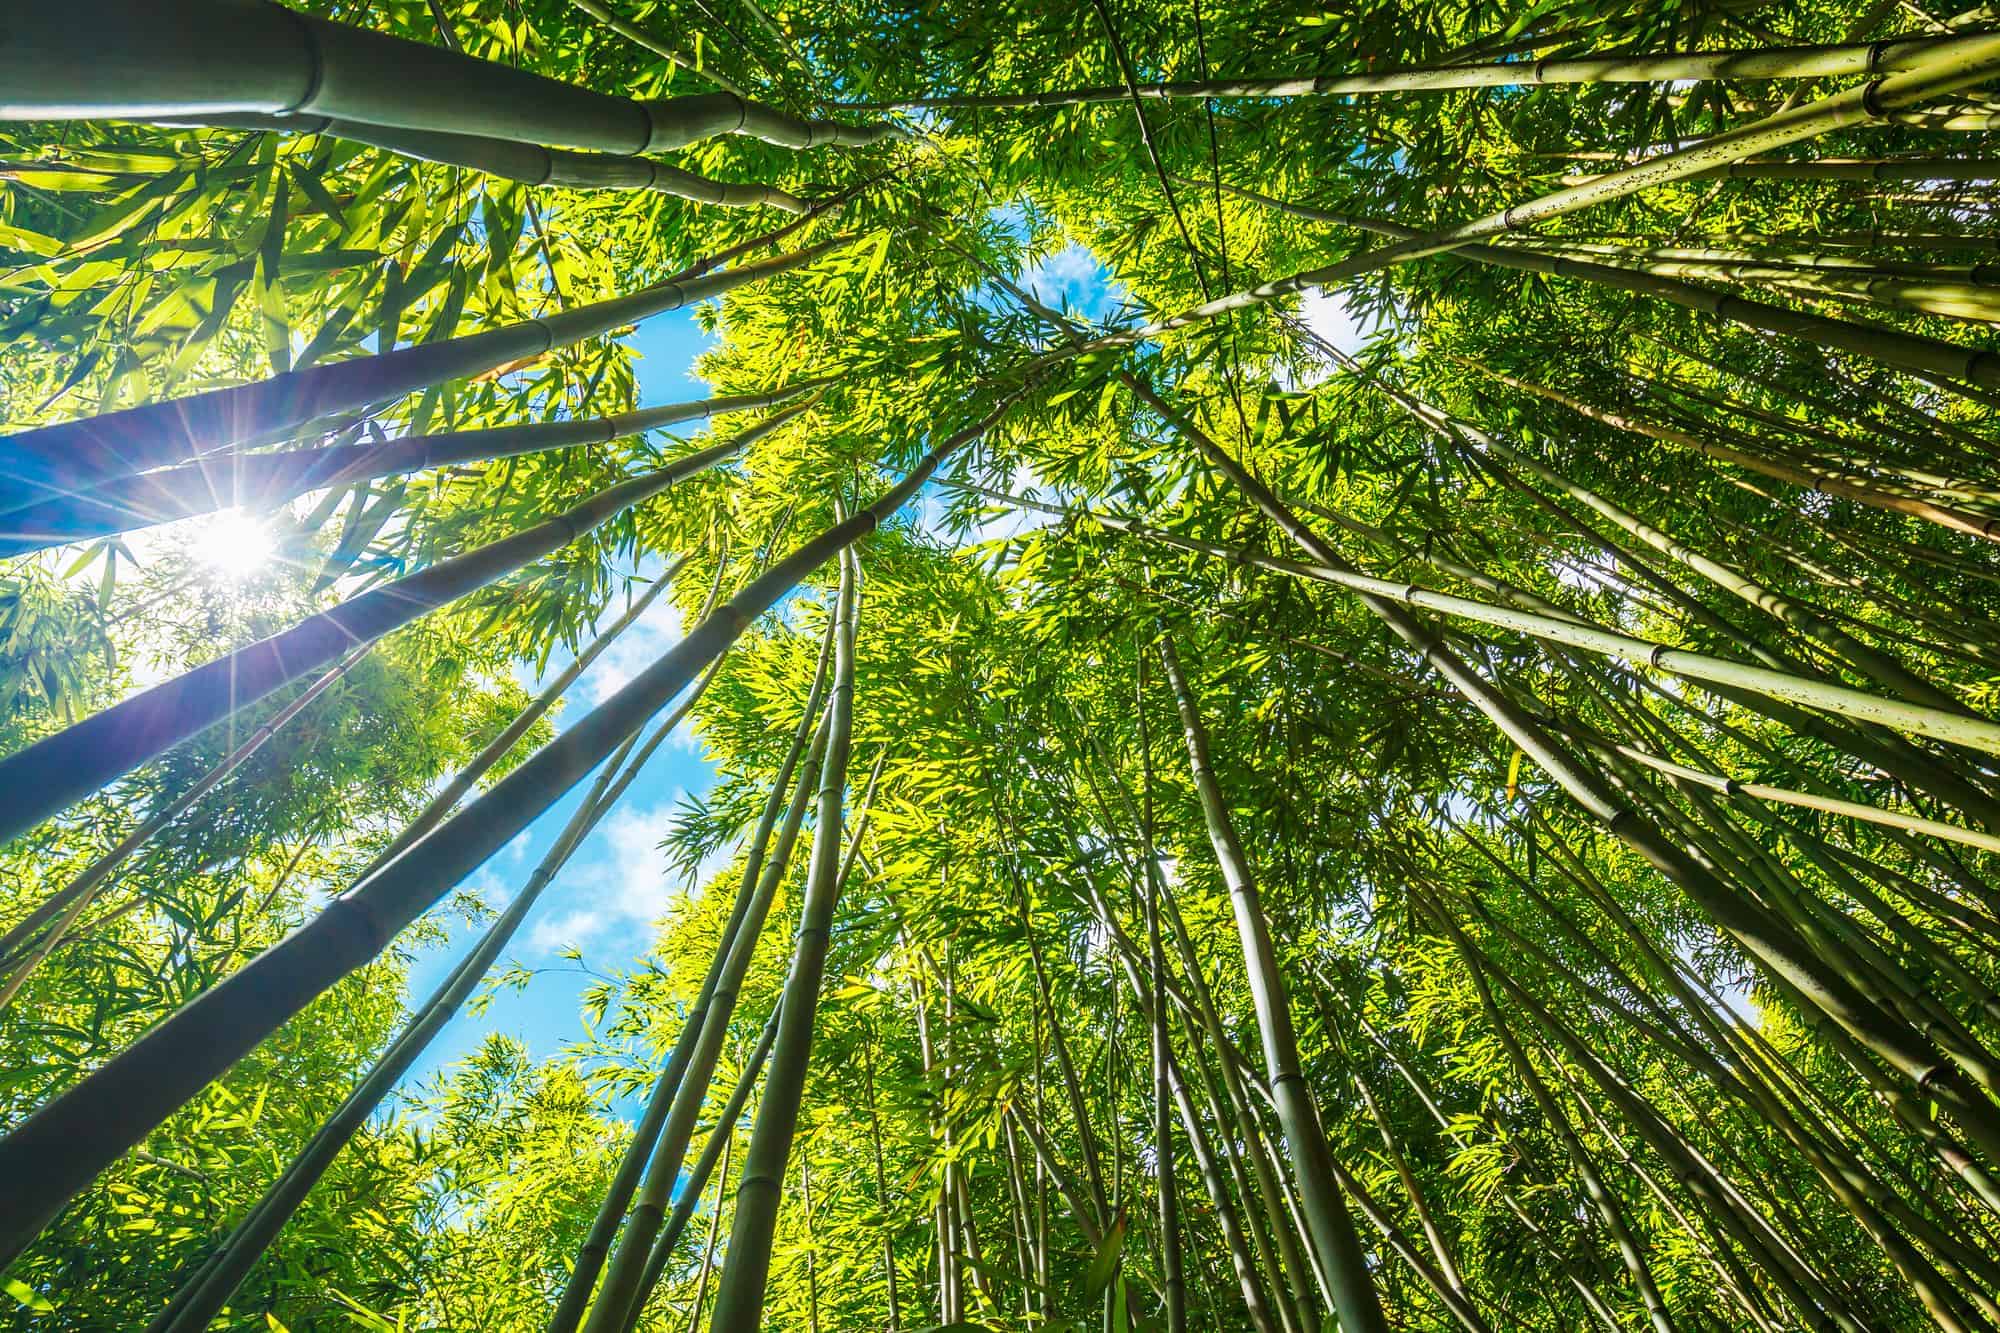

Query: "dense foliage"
left=7, top=0, right=2000, bottom=1328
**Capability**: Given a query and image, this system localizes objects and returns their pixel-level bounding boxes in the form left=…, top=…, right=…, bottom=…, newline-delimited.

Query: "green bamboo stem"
left=0, top=407, right=800, bottom=849
left=167, top=111, right=808, bottom=211
left=1519, top=238, right=2000, bottom=323
left=1155, top=633, right=1388, bottom=1333
left=0, top=1, right=902, bottom=153
left=545, top=607, right=834, bottom=1333
left=622, top=1003, right=783, bottom=1333
left=563, top=0, right=749, bottom=99
left=1465, top=844, right=2000, bottom=1313
left=1591, top=733, right=2000, bottom=855
left=0, top=394, right=1014, bottom=1267
left=1435, top=908, right=1686, bottom=1333
left=842, top=33, right=1985, bottom=109
left=0, top=640, right=372, bottom=1014
left=1007, top=1105, right=1104, bottom=1248
left=1060, top=730, right=1323, bottom=1331
left=620, top=741, right=888, bottom=1329
left=1164, top=1039, right=1283, bottom=1333
left=0, top=383, right=815, bottom=560
left=1137, top=669, right=1190, bottom=1333
left=0, top=236, right=845, bottom=510
left=579, top=699, right=830, bottom=1333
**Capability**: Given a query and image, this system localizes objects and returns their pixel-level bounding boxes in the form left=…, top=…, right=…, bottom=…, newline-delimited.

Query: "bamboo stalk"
left=0, top=407, right=801, bottom=849
left=0, top=237, right=846, bottom=511
left=842, top=33, right=1987, bottom=109
left=1155, top=633, right=1388, bottom=1333
left=619, top=743, right=888, bottom=1329
left=564, top=0, right=749, bottom=100
left=152, top=648, right=721, bottom=1333
left=0, top=641, right=374, bottom=1013
left=0, top=393, right=1016, bottom=1266
left=630, top=1005, right=781, bottom=1333
left=580, top=692, right=831, bottom=1332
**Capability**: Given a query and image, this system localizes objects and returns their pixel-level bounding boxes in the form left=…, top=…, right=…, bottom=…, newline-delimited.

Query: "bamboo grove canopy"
left=11, top=0, right=2000, bottom=1327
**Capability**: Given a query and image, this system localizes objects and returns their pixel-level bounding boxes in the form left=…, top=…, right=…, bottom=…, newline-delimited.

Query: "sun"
left=188, top=509, right=276, bottom=582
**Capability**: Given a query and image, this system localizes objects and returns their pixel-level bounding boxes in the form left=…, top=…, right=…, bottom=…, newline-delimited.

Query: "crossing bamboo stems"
left=0, top=640, right=374, bottom=1014
left=0, top=394, right=1017, bottom=1267
left=0, top=409, right=799, bottom=849
left=546, top=607, right=835, bottom=1333
left=0, top=238, right=846, bottom=510
left=0, top=384, right=826, bottom=560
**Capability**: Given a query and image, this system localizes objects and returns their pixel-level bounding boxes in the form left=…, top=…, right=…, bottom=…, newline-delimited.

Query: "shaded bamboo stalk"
left=0, top=407, right=804, bottom=849
left=150, top=647, right=722, bottom=1333
left=0, top=237, right=846, bottom=511
left=1, top=1, right=902, bottom=154
left=0, top=393, right=1018, bottom=1267
left=1155, top=633, right=1388, bottom=1333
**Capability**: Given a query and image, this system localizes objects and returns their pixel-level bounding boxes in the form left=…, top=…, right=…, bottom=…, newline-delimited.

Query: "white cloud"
left=528, top=800, right=682, bottom=951
left=526, top=798, right=738, bottom=953
left=1280, top=287, right=1382, bottom=389
left=1022, top=243, right=1102, bottom=308
left=582, top=587, right=687, bottom=706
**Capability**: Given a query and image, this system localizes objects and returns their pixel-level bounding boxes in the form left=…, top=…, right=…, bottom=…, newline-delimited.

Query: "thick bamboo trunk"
left=582, top=709, right=830, bottom=1332
left=0, top=1, right=901, bottom=153
left=624, top=1006, right=783, bottom=1333
left=162, top=111, right=809, bottom=211
left=152, top=651, right=719, bottom=1333
left=0, top=395, right=1015, bottom=1267
left=0, top=409, right=799, bottom=849
left=0, top=641, right=371, bottom=1013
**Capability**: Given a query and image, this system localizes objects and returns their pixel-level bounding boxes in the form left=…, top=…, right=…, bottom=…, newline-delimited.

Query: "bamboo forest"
left=19, top=2, right=2000, bottom=1331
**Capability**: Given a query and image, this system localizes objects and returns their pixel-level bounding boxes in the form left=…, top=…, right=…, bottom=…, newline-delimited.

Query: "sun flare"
left=188, top=509, right=275, bottom=582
